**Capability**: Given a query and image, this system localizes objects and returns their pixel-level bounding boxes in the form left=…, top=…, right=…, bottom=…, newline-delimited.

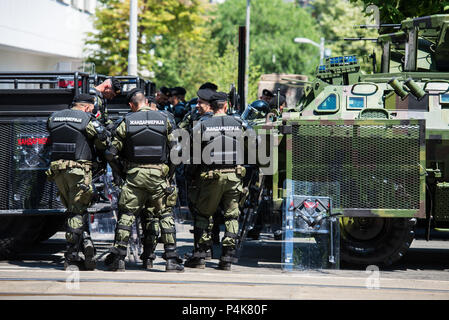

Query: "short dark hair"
left=210, top=100, right=227, bottom=112
left=171, top=86, right=186, bottom=97
left=210, top=91, right=228, bottom=111
left=109, top=77, right=122, bottom=94
left=130, top=91, right=146, bottom=106
left=159, top=86, right=171, bottom=96
left=73, top=93, right=95, bottom=104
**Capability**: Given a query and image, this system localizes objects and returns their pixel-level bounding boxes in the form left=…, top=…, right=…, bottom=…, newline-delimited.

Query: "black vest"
left=200, top=115, right=244, bottom=166
left=48, top=109, right=93, bottom=161
left=124, top=110, right=168, bottom=164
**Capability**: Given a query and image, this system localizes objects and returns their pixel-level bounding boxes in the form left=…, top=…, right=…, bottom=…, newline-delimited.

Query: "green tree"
left=210, top=0, right=322, bottom=76
left=311, top=0, right=379, bottom=73
left=153, top=36, right=261, bottom=101
left=84, top=0, right=205, bottom=76
left=352, top=0, right=449, bottom=25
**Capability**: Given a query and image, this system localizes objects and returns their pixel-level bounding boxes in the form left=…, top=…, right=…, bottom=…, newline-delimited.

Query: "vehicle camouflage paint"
left=251, top=14, right=449, bottom=266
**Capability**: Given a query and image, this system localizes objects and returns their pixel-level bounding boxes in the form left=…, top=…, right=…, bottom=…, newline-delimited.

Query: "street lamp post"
left=128, top=0, right=138, bottom=76
left=244, top=0, right=250, bottom=110
left=294, top=36, right=325, bottom=65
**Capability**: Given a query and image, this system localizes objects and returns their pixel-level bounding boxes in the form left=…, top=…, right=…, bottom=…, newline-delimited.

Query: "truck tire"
left=340, top=217, right=416, bottom=266
left=0, top=215, right=63, bottom=260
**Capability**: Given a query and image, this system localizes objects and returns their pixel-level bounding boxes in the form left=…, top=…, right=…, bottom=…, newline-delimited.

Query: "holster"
left=45, top=168, right=55, bottom=181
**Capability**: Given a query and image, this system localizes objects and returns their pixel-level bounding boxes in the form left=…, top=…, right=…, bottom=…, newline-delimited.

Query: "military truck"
left=249, top=14, right=449, bottom=266
left=0, top=72, right=151, bottom=259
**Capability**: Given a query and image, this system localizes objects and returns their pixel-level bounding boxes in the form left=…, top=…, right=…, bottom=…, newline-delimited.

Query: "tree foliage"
left=87, top=0, right=418, bottom=100
left=311, top=0, right=379, bottom=73
left=85, top=0, right=261, bottom=100
left=85, top=0, right=205, bottom=76
left=210, top=0, right=322, bottom=76
left=351, top=0, right=449, bottom=24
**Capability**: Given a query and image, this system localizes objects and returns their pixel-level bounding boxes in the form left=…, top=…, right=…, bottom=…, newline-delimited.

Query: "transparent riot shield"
left=89, top=167, right=118, bottom=241
left=282, top=180, right=341, bottom=271
left=89, top=211, right=117, bottom=240
left=128, top=216, right=143, bottom=263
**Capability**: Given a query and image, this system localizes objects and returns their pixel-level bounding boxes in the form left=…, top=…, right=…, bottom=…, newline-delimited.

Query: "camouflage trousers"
left=194, top=170, right=244, bottom=248
left=113, top=165, right=178, bottom=254
left=140, top=185, right=178, bottom=260
left=50, top=164, right=93, bottom=251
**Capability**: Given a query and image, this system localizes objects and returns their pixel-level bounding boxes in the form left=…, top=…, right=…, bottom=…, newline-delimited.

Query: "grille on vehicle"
left=435, top=185, right=449, bottom=222
left=290, top=120, right=423, bottom=211
left=0, top=120, right=64, bottom=211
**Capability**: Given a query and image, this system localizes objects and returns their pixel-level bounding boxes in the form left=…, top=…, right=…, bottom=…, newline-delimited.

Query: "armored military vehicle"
left=249, top=14, right=449, bottom=266
left=0, top=72, right=151, bottom=259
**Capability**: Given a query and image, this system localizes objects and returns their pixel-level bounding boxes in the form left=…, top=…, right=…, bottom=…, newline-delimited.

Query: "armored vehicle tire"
left=0, top=216, right=62, bottom=260
left=340, top=217, right=416, bottom=266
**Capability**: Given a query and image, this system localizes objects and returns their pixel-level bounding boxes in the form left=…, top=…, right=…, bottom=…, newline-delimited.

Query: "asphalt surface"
left=0, top=220, right=448, bottom=301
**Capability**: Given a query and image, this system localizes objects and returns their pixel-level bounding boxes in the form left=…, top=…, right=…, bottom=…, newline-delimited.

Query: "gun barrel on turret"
left=354, top=24, right=401, bottom=29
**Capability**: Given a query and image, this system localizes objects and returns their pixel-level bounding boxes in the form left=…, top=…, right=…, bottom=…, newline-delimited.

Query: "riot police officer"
left=169, top=87, right=188, bottom=125
left=184, top=91, right=247, bottom=271
left=260, top=88, right=274, bottom=103
left=241, top=99, right=270, bottom=122
left=139, top=94, right=178, bottom=270
left=46, top=93, right=110, bottom=270
left=178, top=82, right=217, bottom=132
left=268, top=94, right=287, bottom=116
left=104, top=88, right=184, bottom=272
left=155, top=86, right=172, bottom=111
left=183, top=88, right=217, bottom=261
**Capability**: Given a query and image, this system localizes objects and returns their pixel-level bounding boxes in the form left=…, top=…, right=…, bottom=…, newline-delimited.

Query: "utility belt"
left=46, top=160, right=92, bottom=182
left=126, top=162, right=170, bottom=177
left=49, top=160, right=92, bottom=172
left=200, top=165, right=245, bottom=179
left=127, top=162, right=165, bottom=170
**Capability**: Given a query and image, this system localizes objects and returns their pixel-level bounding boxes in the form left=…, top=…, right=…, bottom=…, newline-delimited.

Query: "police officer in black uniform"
left=156, top=86, right=172, bottom=112
left=178, top=82, right=217, bottom=132
left=170, top=87, right=188, bottom=125
left=185, top=91, right=248, bottom=270
left=46, top=93, right=110, bottom=270
left=104, top=88, right=183, bottom=272
left=260, top=88, right=274, bottom=103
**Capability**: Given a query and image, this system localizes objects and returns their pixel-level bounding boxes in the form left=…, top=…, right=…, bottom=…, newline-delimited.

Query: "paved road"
left=0, top=222, right=448, bottom=300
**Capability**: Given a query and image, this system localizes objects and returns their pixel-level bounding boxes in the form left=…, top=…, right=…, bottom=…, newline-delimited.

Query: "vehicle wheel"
left=340, top=217, right=416, bottom=266
left=0, top=215, right=63, bottom=260
left=0, top=238, right=16, bottom=260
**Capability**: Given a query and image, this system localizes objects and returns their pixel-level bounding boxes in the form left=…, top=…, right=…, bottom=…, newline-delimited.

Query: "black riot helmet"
left=241, top=99, right=270, bottom=121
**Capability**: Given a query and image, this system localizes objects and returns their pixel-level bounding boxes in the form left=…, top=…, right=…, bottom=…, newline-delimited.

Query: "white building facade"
left=0, top=0, right=96, bottom=72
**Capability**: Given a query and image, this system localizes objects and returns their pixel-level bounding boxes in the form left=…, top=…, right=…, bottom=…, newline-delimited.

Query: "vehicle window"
left=317, top=93, right=338, bottom=111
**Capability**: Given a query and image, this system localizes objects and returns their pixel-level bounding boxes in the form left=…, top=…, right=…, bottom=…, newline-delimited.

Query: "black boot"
left=142, top=258, right=153, bottom=269
left=164, top=245, right=184, bottom=272
left=104, top=247, right=126, bottom=271
left=218, top=246, right=236, bottom=271
left=140, top=238, right=157, bottom=270
left=140, top=252, right=156, bottom=270
left=185, top=226, right=211, bottom=261
left=184, top=244, right=208, bottom=269
left=166, top=258, right=185, bottom=272
left=64, top=250, right=83, bottom=270
left=184, top=250, right=206, bottom=269
left=82, top=232, right=96, bottom=270
left=64, top=224, right=84, bottom=270
left=186, top=246, right=212, bottom=260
